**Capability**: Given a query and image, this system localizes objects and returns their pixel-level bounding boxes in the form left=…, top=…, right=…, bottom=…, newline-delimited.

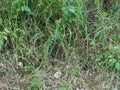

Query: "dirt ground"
left=0, top=60, right=117, bottom=90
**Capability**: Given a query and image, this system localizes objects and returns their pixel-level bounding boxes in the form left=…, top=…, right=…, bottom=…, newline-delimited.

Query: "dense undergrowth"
left=0, top=0, right=120, bottom=89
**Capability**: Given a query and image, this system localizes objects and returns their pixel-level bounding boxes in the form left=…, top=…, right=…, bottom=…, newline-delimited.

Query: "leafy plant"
left=25, top=66, right=43, bottom=90
left=70, top=68, right=79, bottom=76
left=115, top=62, right=120, bottom=72
left=59, top=85, right=73, bottom=90
left=93, top=44, right=120, bottom=72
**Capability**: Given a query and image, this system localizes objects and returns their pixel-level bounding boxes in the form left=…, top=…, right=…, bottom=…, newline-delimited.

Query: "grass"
left=0, top=0, right=120, bottom=89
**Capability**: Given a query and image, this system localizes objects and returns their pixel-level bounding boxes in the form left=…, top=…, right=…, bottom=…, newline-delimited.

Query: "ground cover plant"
left=0, top=0, right=120, bottom=90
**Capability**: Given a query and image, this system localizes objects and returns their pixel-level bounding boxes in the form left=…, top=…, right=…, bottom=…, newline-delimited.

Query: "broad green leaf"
left=68, top=6, right=75, bottom=13
left=115, top=62, right=120, bottom=72
left=0, top=18, right=2, bottom=24
left=21, top=6, right=31, bottom=13
left=0, top=39, right=3, bottom=50
left=62, top=6, right=75, bottom=15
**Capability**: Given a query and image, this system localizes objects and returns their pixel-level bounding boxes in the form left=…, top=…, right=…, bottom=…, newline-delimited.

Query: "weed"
left=70, top=68, right=79, bottom=76
left=24, top=66, right=43, bottom=90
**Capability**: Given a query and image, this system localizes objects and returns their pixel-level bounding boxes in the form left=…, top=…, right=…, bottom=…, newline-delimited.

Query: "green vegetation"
left=0, top=0, right=120, bottom=89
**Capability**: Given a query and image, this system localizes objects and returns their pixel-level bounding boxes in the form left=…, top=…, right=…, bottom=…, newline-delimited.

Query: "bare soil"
left=0, top=60, right=114, bottom=90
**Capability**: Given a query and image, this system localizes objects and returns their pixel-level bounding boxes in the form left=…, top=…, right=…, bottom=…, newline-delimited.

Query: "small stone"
left=66, top=65, right=70, bottom=69
left=112, top=84, right=119, bottom=90
left=76, top=87, right=80, bottom=90
left=89, top=73, right=92, bottom=76
left=76, top=88, right=85, bottom=90
left=54, top=71, right=62, bottom=79
left=52, top=87, right=59, bottom=90
left=80, top=89, right=85, bottom=90
left=18, top=62, right=23, bottom=67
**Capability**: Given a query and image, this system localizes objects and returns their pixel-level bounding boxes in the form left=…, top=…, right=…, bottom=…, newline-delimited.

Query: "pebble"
left=54, top=71, right=62, bottom=79
left=18, top=62, right=23, bottom=67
